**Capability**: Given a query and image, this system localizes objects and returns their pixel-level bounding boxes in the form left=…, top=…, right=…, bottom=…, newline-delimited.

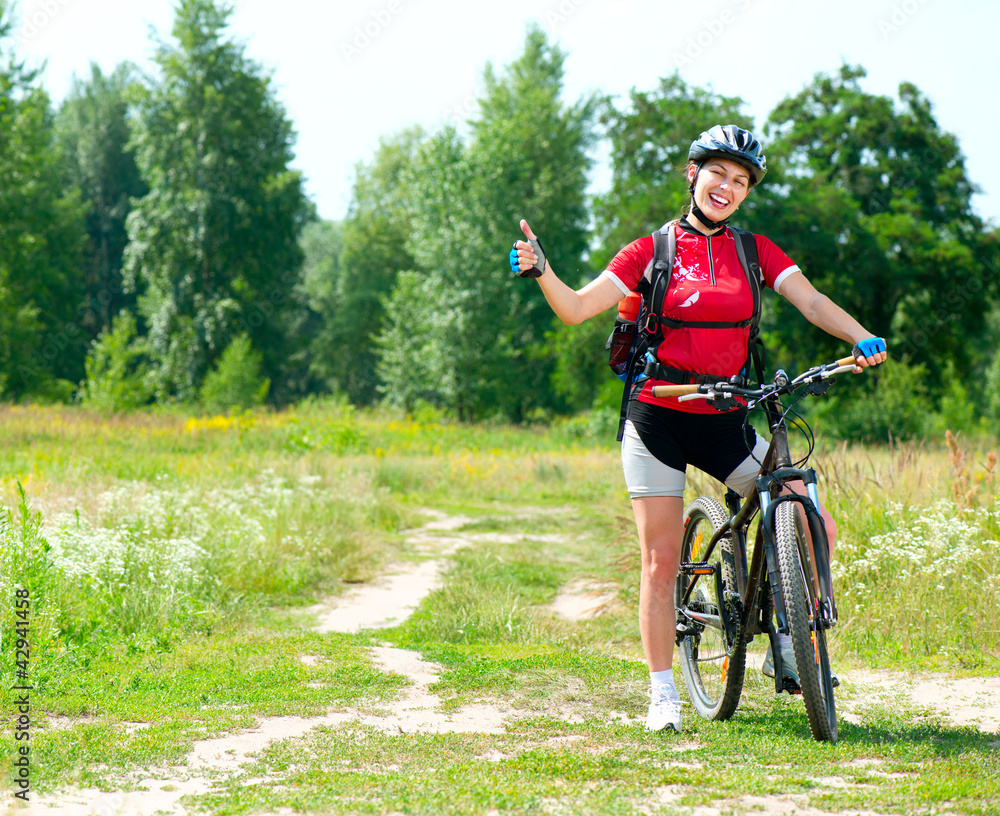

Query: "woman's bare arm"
left=779, top=272, right=887, bottom=367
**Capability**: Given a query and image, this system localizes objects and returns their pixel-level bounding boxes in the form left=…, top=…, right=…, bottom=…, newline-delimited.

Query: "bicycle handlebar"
left=650, top=355, right=862, bottom=402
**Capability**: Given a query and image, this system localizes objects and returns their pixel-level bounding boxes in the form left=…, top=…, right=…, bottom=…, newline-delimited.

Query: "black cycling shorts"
left=622, top=399, right=766, bottom=498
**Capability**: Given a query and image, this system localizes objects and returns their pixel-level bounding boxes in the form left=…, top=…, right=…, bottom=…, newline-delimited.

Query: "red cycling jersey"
left=602, top=223, right=801, bottom=414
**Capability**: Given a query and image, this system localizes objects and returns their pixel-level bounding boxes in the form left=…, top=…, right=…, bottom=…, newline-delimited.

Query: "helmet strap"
left=688, top=165, right=729, bottom=232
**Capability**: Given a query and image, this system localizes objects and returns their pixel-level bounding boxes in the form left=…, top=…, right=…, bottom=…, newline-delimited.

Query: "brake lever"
left=711, top=396, right=740, bottom=412
left=677, top=385, right=741, bottom=412
left=677, top=392, right=712, bottom=403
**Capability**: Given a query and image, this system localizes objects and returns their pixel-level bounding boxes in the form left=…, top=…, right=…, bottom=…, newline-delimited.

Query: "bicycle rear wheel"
left=774, top=502, right=837, bottom=742
left=675, top=497, right=746, bottom=721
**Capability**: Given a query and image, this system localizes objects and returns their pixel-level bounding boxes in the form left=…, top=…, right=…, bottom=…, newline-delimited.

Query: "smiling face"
left=686, top=158, right=752, bottom=228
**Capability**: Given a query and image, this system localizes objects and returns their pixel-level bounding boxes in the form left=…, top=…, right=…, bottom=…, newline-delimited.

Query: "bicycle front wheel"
left=774, top=502, right=837, bottom=742
left=676, top=497, right=746, bottom=721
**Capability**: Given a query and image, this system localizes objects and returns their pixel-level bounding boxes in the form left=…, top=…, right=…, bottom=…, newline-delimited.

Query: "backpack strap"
left=731, top=227, right=766, bottom=386
left=641, top=221, right=676, bottom=336
left=731, top=227, right=762, bottom=328
left=616, top=221, right=677, bottom=441
left=648, top=221, right=677, bottom=285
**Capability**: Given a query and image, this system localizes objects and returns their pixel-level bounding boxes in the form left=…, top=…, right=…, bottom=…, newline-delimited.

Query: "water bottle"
left=607, top=291, right=642, bottom=379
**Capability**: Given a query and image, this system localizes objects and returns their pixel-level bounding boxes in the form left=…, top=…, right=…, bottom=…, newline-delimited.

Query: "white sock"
left=649, top=670, right=676, bottom=691
left=778, top=633, right=793, bottom=650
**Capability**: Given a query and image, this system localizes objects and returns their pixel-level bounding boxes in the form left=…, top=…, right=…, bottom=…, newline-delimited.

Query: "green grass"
left=10, top=615, right=407, bottom=792
left=1, top=402, right=998, bottom=814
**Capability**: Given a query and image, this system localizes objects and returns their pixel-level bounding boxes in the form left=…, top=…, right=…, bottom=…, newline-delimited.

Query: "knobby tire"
left=774, top=502, right=838, bottom=742
left=676, top=497, right=746, bottom=721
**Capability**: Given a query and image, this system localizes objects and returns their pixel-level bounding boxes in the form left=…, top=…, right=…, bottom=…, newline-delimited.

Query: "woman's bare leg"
left=632, top=495, right=685, bottom=672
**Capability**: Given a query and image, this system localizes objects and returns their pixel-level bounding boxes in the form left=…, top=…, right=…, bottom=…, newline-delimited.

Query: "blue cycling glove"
left=508, top=246, right=520, bottom=274
left=509, top=237, right=547, bottom=278
left=852, top=337, right=886, bottom=364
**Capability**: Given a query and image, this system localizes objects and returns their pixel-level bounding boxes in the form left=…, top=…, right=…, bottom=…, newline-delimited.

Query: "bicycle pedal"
left=780, top=677, right=802, bottom=695
left=675, top=623, right=699, bottom=641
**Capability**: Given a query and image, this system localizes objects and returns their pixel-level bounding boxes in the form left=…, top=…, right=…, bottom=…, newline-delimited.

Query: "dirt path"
left=19, top=508, right=1000, bottom=816
left=18, top=509, right=558, bottom=815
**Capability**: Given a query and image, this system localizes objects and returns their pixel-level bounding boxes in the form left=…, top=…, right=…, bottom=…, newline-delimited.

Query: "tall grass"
left=0, top=403, right=411, bottom=692
left=0, top=487, right=65, bottom=689
left=824, top=433, right=1000, bottom=669
left=833, top=495, right=1000, bottom=668
left=1, top=466, right=403, bottom=688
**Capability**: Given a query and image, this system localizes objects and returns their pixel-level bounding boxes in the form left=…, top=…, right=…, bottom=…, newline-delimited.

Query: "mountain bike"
left=652, top=355, right=862, bottom=743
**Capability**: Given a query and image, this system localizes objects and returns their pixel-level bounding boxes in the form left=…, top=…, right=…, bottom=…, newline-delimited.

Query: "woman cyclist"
left=510, top=125, right=887, bottom=733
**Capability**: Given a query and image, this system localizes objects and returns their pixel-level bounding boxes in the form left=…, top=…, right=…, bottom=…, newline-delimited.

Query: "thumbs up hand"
left=508, top=219, right=547, bottom=278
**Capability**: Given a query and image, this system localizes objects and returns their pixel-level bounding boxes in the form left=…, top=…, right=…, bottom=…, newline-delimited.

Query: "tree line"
left=2, top=0, right=998, bottom=440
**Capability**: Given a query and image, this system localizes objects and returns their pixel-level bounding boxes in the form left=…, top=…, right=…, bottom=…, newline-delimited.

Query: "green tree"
left=56, top=62, right=148, bottom=339
left=123, top=0, right=311, bottom=403
left=751, top=65, right=991, bottom=392
left=297, top=218, right=343, bottom=388
left=377, top=28, right=595, bottom=420
left=303, top=129, right=423, bottom=405
left=375, top=130, right=472, bottom=415
left=199, top=333, right=269, bottom=412
left=0, top=3, right=87, bottom=399
left=78, top=311, right=153, bottom=413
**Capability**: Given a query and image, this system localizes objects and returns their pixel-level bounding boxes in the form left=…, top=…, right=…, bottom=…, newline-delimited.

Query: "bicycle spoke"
left=676, top=498, right=746, bottom=722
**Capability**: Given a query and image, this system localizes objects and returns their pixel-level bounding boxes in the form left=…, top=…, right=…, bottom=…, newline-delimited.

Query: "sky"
left=12, top=0, right=1000, bottom=226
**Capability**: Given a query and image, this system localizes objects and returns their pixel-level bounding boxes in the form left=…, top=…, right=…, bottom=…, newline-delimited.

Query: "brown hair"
left=676, top=161, right=698, bottom=221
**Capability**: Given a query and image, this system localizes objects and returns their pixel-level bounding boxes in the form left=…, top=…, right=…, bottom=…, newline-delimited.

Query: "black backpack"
left=606, top=220, right=766, bottom=440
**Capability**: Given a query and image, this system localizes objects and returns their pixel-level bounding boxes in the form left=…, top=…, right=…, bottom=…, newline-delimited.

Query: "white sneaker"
left=763, top=640, right=840, bottom=688
left=762, top=640, right=799, bottom=685
left=645, top=684, right=683, bottom=733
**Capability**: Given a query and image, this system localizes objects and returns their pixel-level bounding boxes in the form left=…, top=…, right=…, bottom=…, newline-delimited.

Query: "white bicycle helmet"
left=688, top=125, right=767, bottom=186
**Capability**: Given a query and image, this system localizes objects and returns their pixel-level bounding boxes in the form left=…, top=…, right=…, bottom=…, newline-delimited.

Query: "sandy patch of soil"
left=363, top=646, right=509, bottom=734
left=310, top=558, right=446, bottom=633
left=548, top=578, right=618, bottom=621
left=15, top=779, right=216, bottom=816
left=842, top=670, right=1000, bottom=733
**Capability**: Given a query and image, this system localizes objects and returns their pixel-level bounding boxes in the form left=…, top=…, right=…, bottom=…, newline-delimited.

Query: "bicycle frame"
left=668, top=357, right=860, bottom=741
left=677, top=395, right=837, bottom=656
